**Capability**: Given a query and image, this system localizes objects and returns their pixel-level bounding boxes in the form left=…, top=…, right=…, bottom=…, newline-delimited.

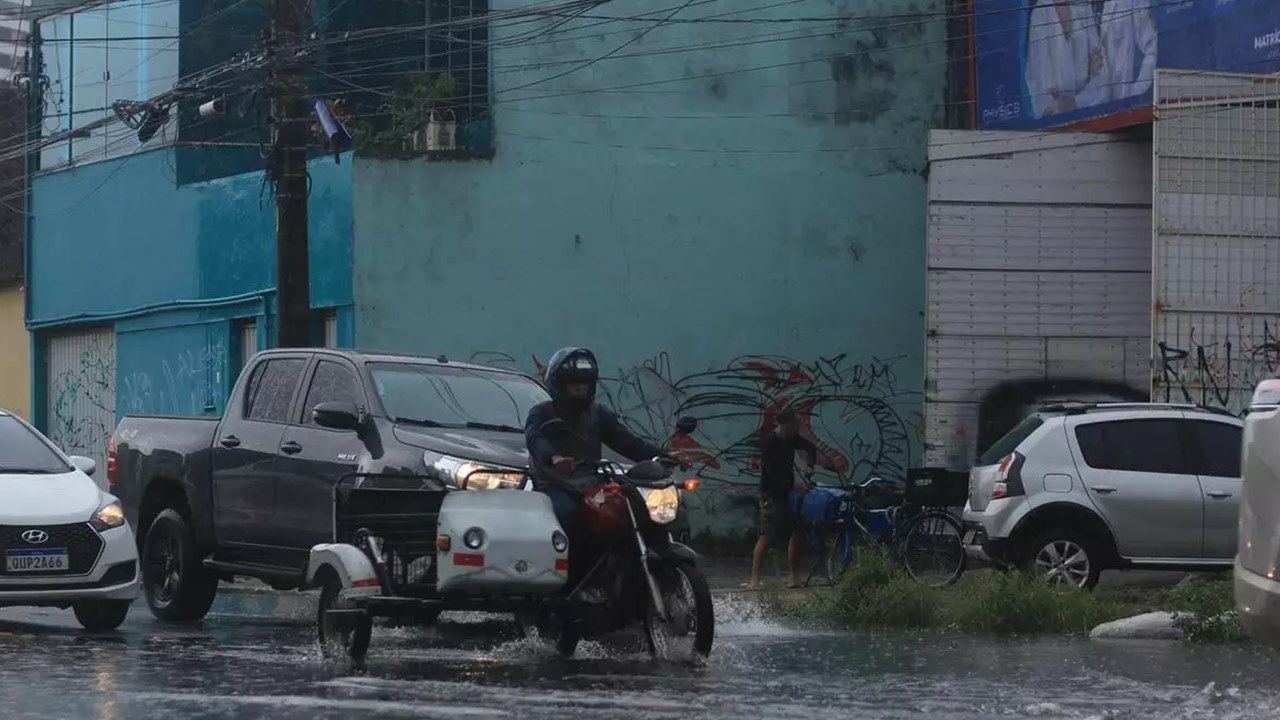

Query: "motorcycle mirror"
left=675, top=416, right=698, bottom=434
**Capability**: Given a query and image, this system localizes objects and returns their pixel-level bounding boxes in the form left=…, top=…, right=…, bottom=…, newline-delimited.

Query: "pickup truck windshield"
left=370, top=363, right=551, bottom=431
left=0, top=416, right=72, bottom=474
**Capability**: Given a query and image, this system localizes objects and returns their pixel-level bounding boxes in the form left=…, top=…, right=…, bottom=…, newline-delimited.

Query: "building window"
left=424, top=0, right=490, bottom=150
left=36, top=0, right=182, bottom=172
left=330, top=0, right=492, bottom=159
left=310, top=308, right=339, bottom=348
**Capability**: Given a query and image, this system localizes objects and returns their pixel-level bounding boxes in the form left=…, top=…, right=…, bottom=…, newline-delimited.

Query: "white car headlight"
left=639, top=486, right=680, bottom=525
left=91, top=501, right=126, bottom=532
left=427, top=453, right=527, bottom=491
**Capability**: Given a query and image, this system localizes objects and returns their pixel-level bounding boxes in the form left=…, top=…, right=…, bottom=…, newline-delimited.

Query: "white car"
left=1237, top=380, right=1280, bottom=647
left=0, top=409, right=140, bottom=631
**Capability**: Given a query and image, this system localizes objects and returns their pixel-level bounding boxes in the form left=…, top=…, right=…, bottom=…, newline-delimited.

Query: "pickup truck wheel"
left=142, top=509, right=219, bottom=622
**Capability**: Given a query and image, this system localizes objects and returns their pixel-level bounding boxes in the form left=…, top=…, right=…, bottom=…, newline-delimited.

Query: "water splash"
left=712, top=593, right=824, bottom=639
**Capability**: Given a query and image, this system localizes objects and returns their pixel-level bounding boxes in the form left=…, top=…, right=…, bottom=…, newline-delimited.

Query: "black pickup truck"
left=112, top=349, right=553, bottom=621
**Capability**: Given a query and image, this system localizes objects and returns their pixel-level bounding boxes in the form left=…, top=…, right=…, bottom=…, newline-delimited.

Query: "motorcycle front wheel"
left=644, top=562, right=714, bottom=661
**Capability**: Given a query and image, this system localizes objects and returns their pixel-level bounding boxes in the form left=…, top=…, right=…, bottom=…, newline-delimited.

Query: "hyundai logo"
left=21, top=529, right=48, bottom=545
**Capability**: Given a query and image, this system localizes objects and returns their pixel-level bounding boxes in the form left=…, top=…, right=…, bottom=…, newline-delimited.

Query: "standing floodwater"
left=0, top=595, right=1277, bottom=719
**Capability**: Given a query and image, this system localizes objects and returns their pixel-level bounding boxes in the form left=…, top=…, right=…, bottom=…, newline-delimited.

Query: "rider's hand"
left=668, top=450, right=694, bottom=471
left=794, top=477, right=810, bottom=492
left=552, top=455, right=575, bottom=472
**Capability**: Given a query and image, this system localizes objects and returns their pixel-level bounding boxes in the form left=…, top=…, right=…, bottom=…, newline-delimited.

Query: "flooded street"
left=1, top=592, right=1278, bottom=719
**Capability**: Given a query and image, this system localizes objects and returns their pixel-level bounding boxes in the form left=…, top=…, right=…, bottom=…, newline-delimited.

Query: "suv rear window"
left=977, top=416, right=1044, bottom=466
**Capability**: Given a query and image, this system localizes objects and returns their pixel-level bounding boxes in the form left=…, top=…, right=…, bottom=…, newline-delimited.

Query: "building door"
left=1151, top=70, right=1280, bottom=412
left=45, top=327, right=116, bottom=489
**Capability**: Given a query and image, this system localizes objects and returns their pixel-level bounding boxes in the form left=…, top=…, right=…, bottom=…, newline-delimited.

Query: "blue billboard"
left=975, top=0, right=1280, bottom=130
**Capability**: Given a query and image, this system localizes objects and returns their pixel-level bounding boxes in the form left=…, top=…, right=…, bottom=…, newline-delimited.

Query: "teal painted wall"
left=29, top=150, right=354, bottom=427
left=352, top=1, right=945, bottom=532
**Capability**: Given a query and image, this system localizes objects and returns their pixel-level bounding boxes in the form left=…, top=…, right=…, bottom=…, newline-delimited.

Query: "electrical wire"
left=0, top=0, right=1270, bottom=205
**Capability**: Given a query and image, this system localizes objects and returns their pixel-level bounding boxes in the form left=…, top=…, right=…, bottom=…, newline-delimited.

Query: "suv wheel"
left=1020, top=528, right=1101, bottom=591
left=142, top=508, right=219, bottom=622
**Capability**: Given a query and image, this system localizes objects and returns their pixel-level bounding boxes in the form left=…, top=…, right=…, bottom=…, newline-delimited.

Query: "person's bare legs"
left=747, top=535, right=769, bottom=589
left=787, top=530, right=804, bottom=588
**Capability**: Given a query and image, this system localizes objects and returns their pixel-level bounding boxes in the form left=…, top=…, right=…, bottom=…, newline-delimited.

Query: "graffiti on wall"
left=468, top=350, right=921, bottom=519
left=49, top=342, right=115, bottom=465
left=120, top=336, right=229, bottom=417
left=1156, top=322, right=1280, bottom=412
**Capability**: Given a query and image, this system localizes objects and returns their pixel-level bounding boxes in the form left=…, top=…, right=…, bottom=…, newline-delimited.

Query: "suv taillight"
left=991, top=452, right=1026, bottom=500
left=106, top=435, right=117, bottom=488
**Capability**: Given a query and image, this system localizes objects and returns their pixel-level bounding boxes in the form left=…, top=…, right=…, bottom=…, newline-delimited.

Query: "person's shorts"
left=759, top=495, right=796, bottom=540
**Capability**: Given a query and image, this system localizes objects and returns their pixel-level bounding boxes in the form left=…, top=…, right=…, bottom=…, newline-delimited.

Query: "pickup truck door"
left=211, top=354, right=309, bottom=549
left=272, top=357, right=366, bottom=560
left=1185, top=418, right=1244, bottom=560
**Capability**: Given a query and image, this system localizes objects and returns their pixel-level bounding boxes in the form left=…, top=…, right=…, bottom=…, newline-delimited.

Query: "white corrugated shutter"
left=46, top=327, right=116, bottom=488
left=925, top=130, right=1153, bottom=469
left=1152, top=70, right=1280, bottom=411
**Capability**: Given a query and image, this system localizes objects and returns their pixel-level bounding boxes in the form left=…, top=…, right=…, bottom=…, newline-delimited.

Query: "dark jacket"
left=525, top=401, right=663, bottom=493
left=759, top=431, right=818, bottom=500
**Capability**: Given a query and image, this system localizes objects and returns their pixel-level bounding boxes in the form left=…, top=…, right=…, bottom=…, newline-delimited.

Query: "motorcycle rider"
left=525, top=347, right=690, bottom=574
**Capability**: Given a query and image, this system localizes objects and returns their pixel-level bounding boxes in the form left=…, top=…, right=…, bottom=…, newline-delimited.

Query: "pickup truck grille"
left=0, top=523, right=104, bottom=576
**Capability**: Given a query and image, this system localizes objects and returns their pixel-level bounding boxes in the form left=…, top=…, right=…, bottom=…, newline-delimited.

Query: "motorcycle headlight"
left=91, top=501, right=126, bottom=532
left=427, top=453, right=527, bottom=491
left=639, top=486, right=680, bottom=525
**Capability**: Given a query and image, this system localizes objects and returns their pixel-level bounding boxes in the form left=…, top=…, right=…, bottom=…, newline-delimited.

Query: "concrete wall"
left=28, top=150, right=355, bottom=432
left=0, top=284, right=29, bottom=418
left=353, top=1, right=947, bottom=532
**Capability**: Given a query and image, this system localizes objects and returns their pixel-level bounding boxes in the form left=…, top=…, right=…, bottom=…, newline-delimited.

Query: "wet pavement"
left=2, top=590, right=1279, bottom=719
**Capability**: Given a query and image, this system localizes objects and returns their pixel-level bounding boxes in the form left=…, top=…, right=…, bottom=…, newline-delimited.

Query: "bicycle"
left=794, top=471, right=968, bottom=589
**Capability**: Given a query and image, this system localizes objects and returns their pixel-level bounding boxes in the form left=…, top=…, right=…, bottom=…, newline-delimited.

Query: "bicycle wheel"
left=898, top=511, right=966, bottom=587
left=823, top=528, right=855, bottom=585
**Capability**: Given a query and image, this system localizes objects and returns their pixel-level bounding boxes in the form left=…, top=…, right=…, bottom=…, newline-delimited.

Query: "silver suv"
left=962, top=403, right=1243, bottom=590
left=1237, top=380, right=1280, bottom=647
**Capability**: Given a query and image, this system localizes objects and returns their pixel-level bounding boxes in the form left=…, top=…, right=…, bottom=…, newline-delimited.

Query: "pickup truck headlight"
left=426, top=452, right=527, bottom=491
left=638, top=486, right=680, bottom=525
left=91, top=501, right=126, bottom=532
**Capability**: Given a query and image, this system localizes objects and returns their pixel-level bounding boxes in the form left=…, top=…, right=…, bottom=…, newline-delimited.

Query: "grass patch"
left=950, top=571, right=1135, bottom=636
left=797, top=548, right=1153, bottom=638
left=1168, top=576, right=1246, bottom=643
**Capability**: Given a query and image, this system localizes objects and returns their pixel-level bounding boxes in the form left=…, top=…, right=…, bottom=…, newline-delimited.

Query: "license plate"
left=962, top=530, right=977, bottom=546
left=6, top=548, right=70, bottom=573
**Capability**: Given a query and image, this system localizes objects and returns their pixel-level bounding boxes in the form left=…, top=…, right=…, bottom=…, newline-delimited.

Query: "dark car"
left=111, top=349, right=552, bottom=621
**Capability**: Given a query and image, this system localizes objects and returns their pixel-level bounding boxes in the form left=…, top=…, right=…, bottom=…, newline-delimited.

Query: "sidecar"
left=306, top=473, right=568, bottom=661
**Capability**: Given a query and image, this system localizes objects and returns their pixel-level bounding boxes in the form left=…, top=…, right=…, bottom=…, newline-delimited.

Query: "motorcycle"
left=521, top=416, right=715, bottom=661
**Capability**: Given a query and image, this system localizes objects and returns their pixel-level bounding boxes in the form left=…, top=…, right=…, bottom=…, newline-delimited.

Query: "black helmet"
left=545, top=347, right=599, bottom=407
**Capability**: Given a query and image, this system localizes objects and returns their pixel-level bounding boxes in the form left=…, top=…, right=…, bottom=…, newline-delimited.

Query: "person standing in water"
left=747, top=409, right=817, bottom=590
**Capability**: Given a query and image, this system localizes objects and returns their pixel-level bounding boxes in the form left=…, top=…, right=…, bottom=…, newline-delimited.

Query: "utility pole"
left=269, top=0, right=311, bottom=348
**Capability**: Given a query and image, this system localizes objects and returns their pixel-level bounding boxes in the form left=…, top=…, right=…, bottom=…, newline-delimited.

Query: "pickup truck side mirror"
left=313, top=401, right=364, bottom=431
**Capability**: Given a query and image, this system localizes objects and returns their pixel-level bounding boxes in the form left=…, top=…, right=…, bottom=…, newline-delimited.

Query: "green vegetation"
left=1167, top=575, right=1246, bottom=643
left=350, top=72, right=460, bottom=158
left=758, top=548, right=1243, bottom=641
